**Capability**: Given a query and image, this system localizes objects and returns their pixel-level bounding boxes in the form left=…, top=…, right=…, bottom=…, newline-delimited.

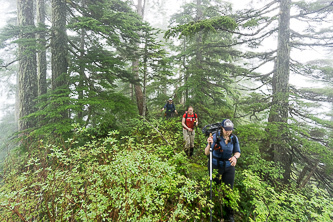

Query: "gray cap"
left=222, top=119, right=234, bottom=131
left=169, top=98, right=172, bottom=101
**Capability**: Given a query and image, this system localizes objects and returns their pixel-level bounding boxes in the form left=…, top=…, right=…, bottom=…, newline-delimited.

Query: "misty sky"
left=0, top=0, right=330, bottom=117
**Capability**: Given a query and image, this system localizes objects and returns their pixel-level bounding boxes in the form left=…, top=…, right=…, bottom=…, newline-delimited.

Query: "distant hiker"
left=161, top=98, right=178, bottom=119
left=205, top=119, right=240, bottom=222
left=182, top=106, right=198, bottom=157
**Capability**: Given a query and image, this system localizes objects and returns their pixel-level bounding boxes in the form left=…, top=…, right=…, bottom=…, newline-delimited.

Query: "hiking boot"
left=226, top=215, right=235, bottom=222
left=189, top=147, right=194, bottom=156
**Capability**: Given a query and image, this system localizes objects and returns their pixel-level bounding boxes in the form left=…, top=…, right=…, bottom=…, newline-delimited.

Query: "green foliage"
left=0, top=126, right=209, bottom=221
left=240, top=170, right=333, bottom=222
left=1, top=119, right=333, bottom=221
left=165, top=16, right=237, bottom=39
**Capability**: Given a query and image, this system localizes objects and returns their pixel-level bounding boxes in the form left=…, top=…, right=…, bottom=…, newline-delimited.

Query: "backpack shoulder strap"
left=184, top=112, right=188, bottom=127
left=214, top=130, right=220, bottom=143
left=232, top=134, right=237, bottom=144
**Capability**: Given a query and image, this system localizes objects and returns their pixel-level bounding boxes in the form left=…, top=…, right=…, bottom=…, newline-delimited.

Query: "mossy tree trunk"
left=17, top=0, right=37, bottom=131
left=51, top=0, right=68, bottom=119
left=36, top=0, right=47, bottom=99
left=133, top=0, right=145, bottom=116
left=268, top=0, right=292, bottom=184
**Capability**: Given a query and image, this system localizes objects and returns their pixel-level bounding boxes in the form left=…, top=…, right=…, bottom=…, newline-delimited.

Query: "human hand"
left=207, top=136, right=213, bottom=144
left=229, top=156, right=237, bottom=166
left=188, top=128, right=193, bottom=132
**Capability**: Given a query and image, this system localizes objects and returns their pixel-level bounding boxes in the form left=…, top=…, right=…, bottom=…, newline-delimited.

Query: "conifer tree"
left=36, top=0, right=47, bottom=99
left=133, top=0, right=145, bottom=116
left=232, top=0, right=333, bottom=188
left=17, top=0, right=38, bottom=131
left=166, top=0, right=239, bottom=122
left=165, top=0, right=333, bottom=191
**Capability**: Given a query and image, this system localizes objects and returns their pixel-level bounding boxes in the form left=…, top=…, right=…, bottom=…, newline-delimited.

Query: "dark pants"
left=165, top=112, right=175, bottom=119
left=208, top=160, right=235, bottom=218
left=185, top=147, right=194, bottom=157
left=208, top=161, right=235, bottom=189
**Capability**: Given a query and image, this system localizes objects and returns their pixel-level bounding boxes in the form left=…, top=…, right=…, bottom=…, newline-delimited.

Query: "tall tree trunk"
left=51, top=0, right=68, bottom=90
left=78, top=0, right=87, bottom=121
left=183, top=37, right=188, bottom=104
left=195, top=0, right=203, bottom=99
left=36, top=0, right=47, bottom=98
left=268, top=0, right=292, bottom=183
left=133, top=0, right=145, bottom=116
left=17, top=0, right=37, bottom=131
left=77, top=27, right=85, bottom=120
left=51, top=0, right=68, bottom=117
left=142, top=32, right=148, bottom=117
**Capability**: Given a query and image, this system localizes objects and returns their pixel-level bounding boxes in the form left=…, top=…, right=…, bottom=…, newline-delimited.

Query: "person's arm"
left=161, top=103, right=167, bottom=111
left=229, top=136, right=241, bottom=166
left=195, top=115, right=198, bottom=126
left=172, top=104, right=178, bottom=114
left=182, top=117, right=191, bottom=131
left=205, top=136, right=214, bottom=155
left=229, top=152, right=240, bottom=166
left=233, top=152, right=241, bottom=159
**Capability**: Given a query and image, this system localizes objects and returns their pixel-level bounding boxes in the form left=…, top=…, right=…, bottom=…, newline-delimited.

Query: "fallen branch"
left=142, top=117, right=170, bottom=146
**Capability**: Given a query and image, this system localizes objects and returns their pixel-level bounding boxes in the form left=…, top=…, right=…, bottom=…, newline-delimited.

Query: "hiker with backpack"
left=182, top=106, right=198, bottom=157
left=204, top=119, right=240, bottom=222
left=161, top=98, right=178, bottom=119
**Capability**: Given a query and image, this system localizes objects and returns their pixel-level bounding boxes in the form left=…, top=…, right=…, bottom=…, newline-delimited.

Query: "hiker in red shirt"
left=182, top=106, right=198, bottom=157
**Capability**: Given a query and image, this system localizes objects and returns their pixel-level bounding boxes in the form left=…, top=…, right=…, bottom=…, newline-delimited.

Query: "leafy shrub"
left=0, top=128, right=209, bottom=221
left=239, top=170, right=333, bottom=222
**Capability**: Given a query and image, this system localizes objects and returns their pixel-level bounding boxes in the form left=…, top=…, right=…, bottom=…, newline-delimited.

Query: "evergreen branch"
left=291, top=41, right=333, bottom=48
left=235, top=1, right=279, bottom=23
left=67, top=38, right=82, bottom=56
left=243, top=50, right=277, bottom=60
left=237, top=15, right=278, bottom=36
left=314, top=172, right=333, bottom=195
left=290, top=29, right=333, bottom=41
left=0, top=59, right=18, bottom=69
left=248, top=57, right=276, bottom=73
left=233, top=28, right=278, bottom=46
left=164, top=16, right=237, bottom=39
left=291, top=1, right=333, bottom=19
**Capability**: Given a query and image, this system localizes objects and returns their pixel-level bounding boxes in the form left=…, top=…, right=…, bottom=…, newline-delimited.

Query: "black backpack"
left=202, top=122, right=237, bottom=145
left=165, top=102, right=175, bottom=113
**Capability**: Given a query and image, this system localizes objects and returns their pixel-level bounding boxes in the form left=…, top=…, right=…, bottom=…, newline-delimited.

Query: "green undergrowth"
left=0, top=121, right=212, bottom=221
left=0, top=118, right=332, bottom=221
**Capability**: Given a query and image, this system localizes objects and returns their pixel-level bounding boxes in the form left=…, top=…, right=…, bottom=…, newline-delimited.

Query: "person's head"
left=187, top=106, right=193, bottom=114
left=168, top=98, right=173, bottom=103
left=221, top=119, right=233, bottom=136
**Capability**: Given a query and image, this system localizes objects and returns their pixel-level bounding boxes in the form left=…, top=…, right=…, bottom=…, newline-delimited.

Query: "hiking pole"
left=209, top=133, right=213, bottom=222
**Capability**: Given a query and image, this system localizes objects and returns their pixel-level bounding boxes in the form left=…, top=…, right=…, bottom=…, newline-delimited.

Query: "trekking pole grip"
left=209, top=133, right=213, bottom=151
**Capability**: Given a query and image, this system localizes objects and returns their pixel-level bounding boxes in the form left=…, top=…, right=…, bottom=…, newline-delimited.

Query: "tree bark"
left=17, top=0, right=37, bottom=131
left=78, top=0, right=87, bottom=121
left=142, top=32, right=148, bottom=117
left=268, top=0, right=292, bottom=183
left=51, top=0, right=68, bottom=119
left=133, top=0, right=145, bottom=116
left=36, top=0, right=47, bottom=98
left=51, top=0, right=68, bottom=91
